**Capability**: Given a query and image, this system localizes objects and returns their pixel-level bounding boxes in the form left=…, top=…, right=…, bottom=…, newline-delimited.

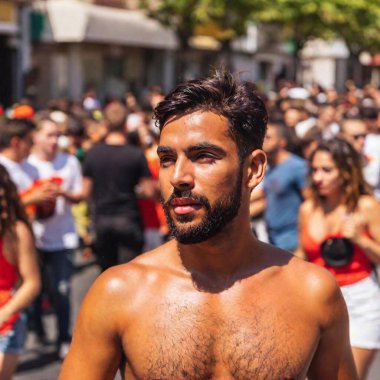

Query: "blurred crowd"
left=250, top=80, right=380, bottom=249
left=0, top=77, right=380, bottom=378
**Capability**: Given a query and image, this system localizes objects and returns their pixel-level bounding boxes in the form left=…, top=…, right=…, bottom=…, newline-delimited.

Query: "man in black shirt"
left=82, top=101, right=155, bottom=270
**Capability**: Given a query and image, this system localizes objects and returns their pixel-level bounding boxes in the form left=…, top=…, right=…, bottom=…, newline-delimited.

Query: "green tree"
left=253, top=0, right=380, bottom=80
left=140, top=0, right=380, bottom=83
left=139, top=0, right=264, bottom=78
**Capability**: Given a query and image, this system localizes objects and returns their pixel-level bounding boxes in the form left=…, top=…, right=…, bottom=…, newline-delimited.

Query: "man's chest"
left=121, top=300, right=318, bottom=379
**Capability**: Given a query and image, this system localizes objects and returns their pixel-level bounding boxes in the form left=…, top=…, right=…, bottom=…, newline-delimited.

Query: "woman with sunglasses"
left=0, top=164, right=40, bottom=379
left=297, top=137, right=380, bottom=380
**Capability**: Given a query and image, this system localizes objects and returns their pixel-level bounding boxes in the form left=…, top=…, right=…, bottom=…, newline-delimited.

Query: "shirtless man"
left=60, top=71, right=357, bottom=380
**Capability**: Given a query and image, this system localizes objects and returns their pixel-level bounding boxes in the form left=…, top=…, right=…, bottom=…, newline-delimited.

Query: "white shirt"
left=0, top=155, right=33, bottom=191
left=295, top=117, right=317, bottom=138
left=364, top=134, right=380, bottom=199
left=23, top=152, right=83, bottom=251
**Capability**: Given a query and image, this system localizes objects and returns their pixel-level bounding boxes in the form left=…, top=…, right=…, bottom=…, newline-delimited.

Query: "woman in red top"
left=0, top=165, right=40, bottom=379
left=297, top=138, right=380, bottom=380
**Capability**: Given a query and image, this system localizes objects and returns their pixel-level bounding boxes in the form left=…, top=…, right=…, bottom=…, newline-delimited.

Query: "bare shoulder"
left=74, top=262, right=147, bottom=335
left=3, top=221, right=33, bottom=261
left=285, top=254, right=345, bottom=327
left=86, top=241, right=178, bottom=309
left=261, top=241, right=343, bottom=324
left=299, top=198, right=315, bottom=216
left=14, top=220, right=31, bottom=235
left=287, top=256, right=339, bottom=299
left=260, top=241, right=337, bottom=295
left=357, top=195, right=380, bottom=226
left=357, top=194, right=380, bottom=213
left=298, top=199, right=315, bottom=226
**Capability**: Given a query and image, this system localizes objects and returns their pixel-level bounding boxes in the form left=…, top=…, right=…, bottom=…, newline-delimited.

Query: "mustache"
left=161, top=190, right=211, bottom=211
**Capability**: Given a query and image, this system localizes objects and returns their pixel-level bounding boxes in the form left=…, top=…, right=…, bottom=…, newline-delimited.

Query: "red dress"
left=0, top=239, right=20, bottom=335
left=301, top=228, right=372, bottom=287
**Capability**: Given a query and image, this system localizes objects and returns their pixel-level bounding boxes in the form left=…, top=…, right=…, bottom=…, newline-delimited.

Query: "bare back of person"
left=61, top=239, right=355, bottom=380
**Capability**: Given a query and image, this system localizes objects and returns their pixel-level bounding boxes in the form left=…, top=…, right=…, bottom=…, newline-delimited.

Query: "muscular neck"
left=176, top=214, right=262, bottom=292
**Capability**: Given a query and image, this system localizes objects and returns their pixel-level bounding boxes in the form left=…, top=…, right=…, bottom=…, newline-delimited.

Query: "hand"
left=0, top=312, right=5, bottom=327
left=341, top=214, right=366, bottom=243
left=25, top=182, right=60, bottom=205
left=0, top=308, right=10, bottom=329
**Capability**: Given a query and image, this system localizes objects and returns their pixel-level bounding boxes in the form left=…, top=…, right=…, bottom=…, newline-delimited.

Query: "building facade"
left=29, top=1, right=279, bottom=106
left=0, top=0, right=31, bottom=107
left=30, top=0, right=178, bottom=106
left=10, top=0, right=369, bottom=108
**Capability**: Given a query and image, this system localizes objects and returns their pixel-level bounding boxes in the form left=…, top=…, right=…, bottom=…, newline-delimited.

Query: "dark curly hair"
left=0, top=164, right=32, bottom=236
left=154, top=70, right=268, bottom=160
left=309, top=138, right=372, bottom=212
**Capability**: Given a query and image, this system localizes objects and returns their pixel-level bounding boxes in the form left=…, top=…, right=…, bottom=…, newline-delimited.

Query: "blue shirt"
left=264, top=154, right=307, bottom=251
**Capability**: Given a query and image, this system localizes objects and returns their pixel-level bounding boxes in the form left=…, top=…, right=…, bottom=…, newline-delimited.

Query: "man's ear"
left=246, top=149, right=267, bottom=189
left=10, top=136, right=20, bottom=149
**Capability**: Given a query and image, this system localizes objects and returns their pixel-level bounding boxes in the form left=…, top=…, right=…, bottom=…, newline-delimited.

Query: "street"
left=14, top=251, right=380, bottom=380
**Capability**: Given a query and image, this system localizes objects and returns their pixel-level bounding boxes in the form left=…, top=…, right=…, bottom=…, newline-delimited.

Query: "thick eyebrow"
left=157, top=146, right=174, bottom=155
left=185, top=142, right=227, bottom=157
left=157, top=143, right=227, bottom=158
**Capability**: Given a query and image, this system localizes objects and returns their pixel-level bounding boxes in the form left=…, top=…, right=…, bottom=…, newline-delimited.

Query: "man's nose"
left=170, top=158, right=194, bottom=191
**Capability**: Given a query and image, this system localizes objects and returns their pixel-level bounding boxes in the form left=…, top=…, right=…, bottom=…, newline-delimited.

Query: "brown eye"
left=195, top=154, right=216, bottom=163
left=159, top=156, right=175, bottom=167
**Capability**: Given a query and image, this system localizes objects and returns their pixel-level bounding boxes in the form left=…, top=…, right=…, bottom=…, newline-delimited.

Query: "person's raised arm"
left=59, top=268, right=126, bottom=380
left=342, top=196, right=380, bottom=264
left=307, top=270, right=358, bottom=380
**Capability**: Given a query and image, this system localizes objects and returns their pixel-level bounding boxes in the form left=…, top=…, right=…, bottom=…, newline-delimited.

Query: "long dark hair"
left=0, top=164, right=32, bottom=236
left=309, top=138, right=372, bottom=212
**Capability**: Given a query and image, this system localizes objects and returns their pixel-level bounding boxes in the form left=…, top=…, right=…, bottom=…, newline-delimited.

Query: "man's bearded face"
left=161, top=166, right=243, bottom=244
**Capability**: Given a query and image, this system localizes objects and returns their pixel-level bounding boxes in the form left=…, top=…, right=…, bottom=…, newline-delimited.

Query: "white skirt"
left=341, top=273, right=380, bottom=349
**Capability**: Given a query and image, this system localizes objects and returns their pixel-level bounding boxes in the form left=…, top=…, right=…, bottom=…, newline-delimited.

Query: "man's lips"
left=169, top=197, right=203, bottom=215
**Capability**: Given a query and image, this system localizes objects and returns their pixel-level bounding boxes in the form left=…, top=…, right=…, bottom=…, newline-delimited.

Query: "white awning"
left=0, top=21, right=18, bottom=34
left=301, top=39, right=349, bottom=59
left=34, top=0, right=178, bottom=50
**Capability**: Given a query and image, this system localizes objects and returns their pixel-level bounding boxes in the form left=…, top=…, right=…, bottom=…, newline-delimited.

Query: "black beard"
left=161, top=166, right=243, bottom=244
